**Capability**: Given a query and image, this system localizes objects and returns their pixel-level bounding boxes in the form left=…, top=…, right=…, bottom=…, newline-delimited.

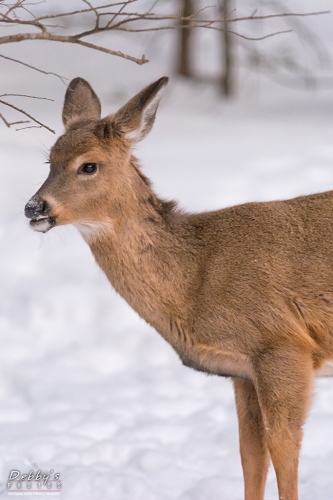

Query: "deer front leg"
left=253, top=345, right=314, bottom=500
left=234, top=378, right=270, bottom=500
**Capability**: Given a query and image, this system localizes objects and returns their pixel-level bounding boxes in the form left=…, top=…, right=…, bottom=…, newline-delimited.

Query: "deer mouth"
left=30, top=216, right=56, bottom=233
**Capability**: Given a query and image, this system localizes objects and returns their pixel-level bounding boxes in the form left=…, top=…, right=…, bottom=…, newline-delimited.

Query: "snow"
left=1, top=5, right=333, bottom=498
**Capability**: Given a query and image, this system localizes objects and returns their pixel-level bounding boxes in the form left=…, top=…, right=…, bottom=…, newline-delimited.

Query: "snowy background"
left=1, top=1, right=333, bottom=498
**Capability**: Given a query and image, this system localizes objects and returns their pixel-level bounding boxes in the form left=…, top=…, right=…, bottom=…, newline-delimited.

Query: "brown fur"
left=25, top=77, right=333, bottom=500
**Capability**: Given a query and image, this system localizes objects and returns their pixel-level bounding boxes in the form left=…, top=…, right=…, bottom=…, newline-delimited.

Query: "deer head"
left=24, top=76, right=168, bottom=234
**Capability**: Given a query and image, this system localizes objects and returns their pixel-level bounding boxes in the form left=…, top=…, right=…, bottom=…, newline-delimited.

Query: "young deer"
left=25, top=77, right=333, bottom=500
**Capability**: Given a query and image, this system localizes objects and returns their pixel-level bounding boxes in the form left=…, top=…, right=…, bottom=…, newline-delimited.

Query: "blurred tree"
left=177, top=0, right=195, bottom=78
left=174, top=0, right=330, bottom=99
left=219, top=0, right=234, bottom=96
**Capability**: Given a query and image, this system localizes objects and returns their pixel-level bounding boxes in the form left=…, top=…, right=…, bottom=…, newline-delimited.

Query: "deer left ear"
left=62, top=77, right=101, bottom=130
left=112, top=76, right=168, bottom=143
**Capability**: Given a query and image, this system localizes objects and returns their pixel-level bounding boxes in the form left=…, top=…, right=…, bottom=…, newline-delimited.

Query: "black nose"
left=25, top=196, right=50, bottom=219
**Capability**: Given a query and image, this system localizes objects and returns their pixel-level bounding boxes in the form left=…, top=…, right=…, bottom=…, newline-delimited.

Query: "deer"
left=24, top=76, right=333, bottom=500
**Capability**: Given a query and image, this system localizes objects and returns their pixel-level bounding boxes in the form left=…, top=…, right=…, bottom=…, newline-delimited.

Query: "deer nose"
left=25, top=196, right=50, bottom=219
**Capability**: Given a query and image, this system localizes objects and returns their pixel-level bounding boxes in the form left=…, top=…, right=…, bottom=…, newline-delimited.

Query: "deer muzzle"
left=25, top=195, right=56, bottom=233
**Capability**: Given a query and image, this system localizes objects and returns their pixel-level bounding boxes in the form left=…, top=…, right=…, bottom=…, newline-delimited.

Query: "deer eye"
left=78, top=163, right=98, bottom=175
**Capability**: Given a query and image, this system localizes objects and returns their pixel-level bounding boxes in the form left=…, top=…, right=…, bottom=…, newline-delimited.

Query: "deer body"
left=25, top=77, right=333, bottom=500
left=87, top=190, right=333, bottom=378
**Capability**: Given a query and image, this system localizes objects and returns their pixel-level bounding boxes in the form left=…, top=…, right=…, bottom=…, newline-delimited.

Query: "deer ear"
left=62, top=78, right=101, bottom=130
left=112, top=76, right=168, bottom=143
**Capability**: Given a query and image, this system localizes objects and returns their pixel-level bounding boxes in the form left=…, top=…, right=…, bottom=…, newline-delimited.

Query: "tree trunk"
left=177, top=0, right=194, bottom=78
left=220, top=0, right=235, bottom=97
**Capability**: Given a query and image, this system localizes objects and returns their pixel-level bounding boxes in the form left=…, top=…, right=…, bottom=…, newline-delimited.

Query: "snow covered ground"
left=1, top=5, right=333, bottom=498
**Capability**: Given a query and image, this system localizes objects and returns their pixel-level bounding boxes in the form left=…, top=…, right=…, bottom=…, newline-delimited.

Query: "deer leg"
left=233, top=378, right=270, bottom=500
left=253, top=345, right=313, bottom=500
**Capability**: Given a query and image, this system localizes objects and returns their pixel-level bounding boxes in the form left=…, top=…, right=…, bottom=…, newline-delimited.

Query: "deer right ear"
left=62, top=78, right=101, bottom=130
left=112, top=76, right=168, bottom=143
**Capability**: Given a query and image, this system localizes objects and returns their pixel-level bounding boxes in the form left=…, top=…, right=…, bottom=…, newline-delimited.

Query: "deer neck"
left=79, top=159, right=196, bottom=351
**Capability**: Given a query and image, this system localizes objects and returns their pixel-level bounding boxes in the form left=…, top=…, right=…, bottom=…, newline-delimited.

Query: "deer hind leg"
left=233, top=378, right=270, bottom=500
left=253, top=345, right=314, bottom=500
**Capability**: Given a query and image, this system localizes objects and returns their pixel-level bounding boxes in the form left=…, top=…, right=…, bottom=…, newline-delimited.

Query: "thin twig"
left=0, top=113, right=29, bottom=127
left=0, top=93, right=53, bottom=101
left=15, top=124, right=42, bottom=131
left=0, top=99, right=55, bottom=133
left=105, top=0, right=129, bottom=28
left=227, top=10, right=330, bottom=22
left=207, top=28, right=293, bottom=41
left=82, top=0, right=100, bottom=30
left=28, top=1, right=138, bottom=22
left=0, top=53, right=68, bottom=83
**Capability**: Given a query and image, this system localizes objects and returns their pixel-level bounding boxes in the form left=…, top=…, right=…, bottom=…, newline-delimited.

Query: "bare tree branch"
left=0, top=31, right=149, bottom=64
left=0, top=93, right=53, bottom=100
left=0, top=99, right=55, bottom=133
left=0, top=53, right=68, bottom=82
